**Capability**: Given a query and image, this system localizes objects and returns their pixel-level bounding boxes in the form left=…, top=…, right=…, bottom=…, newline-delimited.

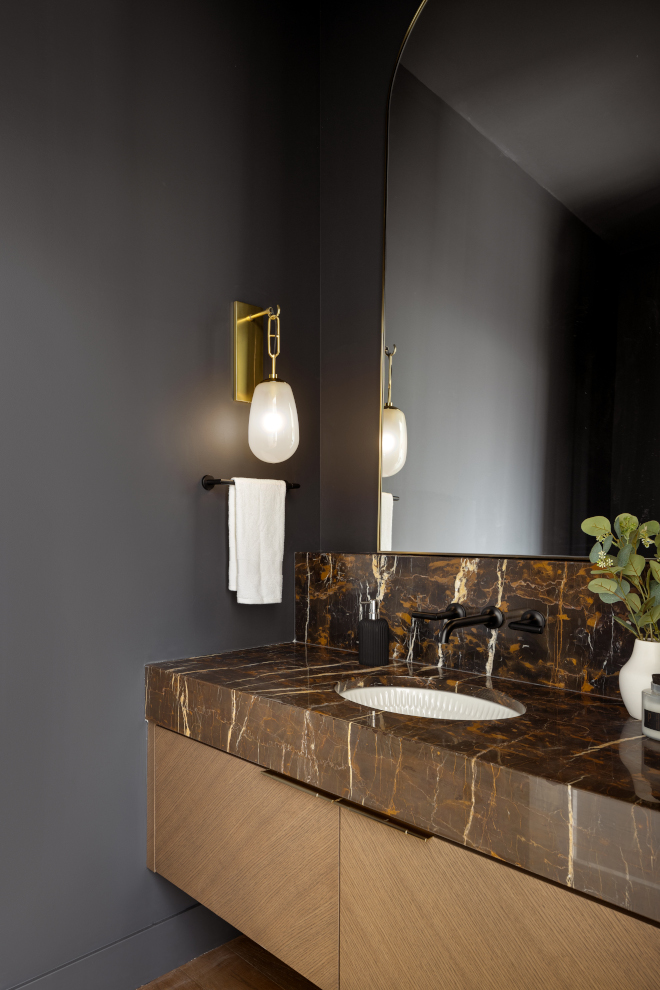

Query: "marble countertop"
left=145, top=642, right=660, bottom=923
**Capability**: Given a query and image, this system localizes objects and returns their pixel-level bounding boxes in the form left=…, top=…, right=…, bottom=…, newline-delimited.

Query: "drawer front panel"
left=340, top=803, right=660, bottom=990
left=151, top=724, right=339, bottom=990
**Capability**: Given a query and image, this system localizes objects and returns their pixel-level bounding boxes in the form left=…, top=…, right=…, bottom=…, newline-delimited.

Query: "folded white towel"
left=228, top=478, right=286, bottom=604
left=380, top=492, right=394, bottom=551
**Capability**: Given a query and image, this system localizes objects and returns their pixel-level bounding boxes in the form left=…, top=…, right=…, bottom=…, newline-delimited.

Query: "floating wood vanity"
left=146, top=643, right=660, bottom=989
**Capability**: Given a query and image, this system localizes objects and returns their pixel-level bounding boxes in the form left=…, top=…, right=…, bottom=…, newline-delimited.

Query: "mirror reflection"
left=381, top=0, right=660, bottom=556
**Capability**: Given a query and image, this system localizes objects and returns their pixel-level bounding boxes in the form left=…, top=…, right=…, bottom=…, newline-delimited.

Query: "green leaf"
left=638, top=612, right=654, bottom=626
left=623, top=554, right=646, bottom=580
left=625, top=592, right=642, bottom=612
left=581, top=516, right=611, bottom=538
left=603, top=534, right=613, bottom=552
left=613, top=615, right=637, bottom=636
left=643, top=521, right=660, bottom=536
left=651, top=603, right=660, bottom=623
left=650, top=560, right=660, bottom=584
left=617, top=544, right=633, bottom=567
left=599, top=580, right=631, bottom=603
left=650, top=580, right=660, bottom=605
left=588, top=578, right=618, bottom=595
left=589, top=542, right=603, bottom=564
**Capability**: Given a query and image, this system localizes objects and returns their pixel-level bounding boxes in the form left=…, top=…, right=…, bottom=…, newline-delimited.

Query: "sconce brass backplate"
left=233, top=301, right=264, bottom=402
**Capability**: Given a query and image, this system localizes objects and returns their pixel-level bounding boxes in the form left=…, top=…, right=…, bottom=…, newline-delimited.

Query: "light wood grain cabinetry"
left=149, top=725, right=339, bottom=990
left=148, top=725, right=660, bottom=990
left=339, top=802, right=660, bottom=990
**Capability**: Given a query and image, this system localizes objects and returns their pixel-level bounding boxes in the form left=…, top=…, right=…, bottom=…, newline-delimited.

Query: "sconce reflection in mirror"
left=382, top=345, right=407, bottom=477
left=234, top=302, right=299, bottom=463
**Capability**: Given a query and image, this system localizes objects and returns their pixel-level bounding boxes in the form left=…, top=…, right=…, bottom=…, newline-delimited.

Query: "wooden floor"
left=138, top=935, right=320, bottom=990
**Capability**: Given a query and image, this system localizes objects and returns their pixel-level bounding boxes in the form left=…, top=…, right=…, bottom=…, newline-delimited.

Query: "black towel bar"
left=201, top=475, right=300, bottom=491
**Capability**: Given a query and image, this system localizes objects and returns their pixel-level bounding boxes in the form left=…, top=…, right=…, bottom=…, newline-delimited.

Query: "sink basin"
left=336, top=676, right=525, bottom=721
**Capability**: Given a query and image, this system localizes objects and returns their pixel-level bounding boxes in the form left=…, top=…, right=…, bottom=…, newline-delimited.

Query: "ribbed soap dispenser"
left=358, top=599, right=389, bottom=667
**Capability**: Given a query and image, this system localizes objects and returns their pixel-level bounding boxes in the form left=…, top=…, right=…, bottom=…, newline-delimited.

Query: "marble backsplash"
left=294, top=552, right=631, bottom=698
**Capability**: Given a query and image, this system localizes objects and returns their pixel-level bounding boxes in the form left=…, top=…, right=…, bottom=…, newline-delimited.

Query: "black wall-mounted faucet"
left=439, top=606, right=504, bottom=644
left=508, top=609, right=545, bottom=634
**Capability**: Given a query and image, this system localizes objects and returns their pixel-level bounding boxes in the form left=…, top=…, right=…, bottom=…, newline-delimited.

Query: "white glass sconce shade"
left=381, top=405, right=407, bottom=477
left=248, top=379, right=299, bottom=463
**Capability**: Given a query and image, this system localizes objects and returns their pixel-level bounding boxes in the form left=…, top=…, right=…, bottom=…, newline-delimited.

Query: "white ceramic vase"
left=619, top=639, right=660, bottom=719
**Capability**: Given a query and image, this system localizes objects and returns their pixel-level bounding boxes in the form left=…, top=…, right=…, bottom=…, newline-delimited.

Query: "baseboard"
left=9, top=905, right=239, bottom=990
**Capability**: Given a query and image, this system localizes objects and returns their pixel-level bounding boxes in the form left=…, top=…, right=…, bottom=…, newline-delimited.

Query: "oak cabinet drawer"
left=148, top=724, right=338, bottom=990
left=339, top=802, right=660, bottom=990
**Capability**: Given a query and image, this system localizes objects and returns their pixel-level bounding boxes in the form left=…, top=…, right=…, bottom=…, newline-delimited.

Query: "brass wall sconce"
left=233, top=301, right=299, bottom=464
left=382, top=344, right=407, bottom=477
left=233, top=302, right=265, bottom=403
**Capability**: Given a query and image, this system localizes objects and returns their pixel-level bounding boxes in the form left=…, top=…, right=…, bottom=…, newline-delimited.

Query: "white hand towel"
left=228, top=478, right=286, bottom=604
left=380, top=492, right=394, bottom=551
left=228, top=484, right=237, bottom=591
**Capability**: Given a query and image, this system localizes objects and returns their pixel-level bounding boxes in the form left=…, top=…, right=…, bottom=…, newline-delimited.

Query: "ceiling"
left=400, top=0, right=660, bottom=248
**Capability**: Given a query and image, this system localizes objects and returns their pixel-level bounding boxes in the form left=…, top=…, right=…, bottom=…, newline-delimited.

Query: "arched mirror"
left=380, top=0, right=660, bottom=556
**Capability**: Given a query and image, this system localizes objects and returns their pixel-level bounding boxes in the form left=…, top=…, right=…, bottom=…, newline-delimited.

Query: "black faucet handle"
left=508, top=609, right=545, bottom=634
left=411, top=603, right=467, bottom=622
left=480, top=606, right=504, bottom=629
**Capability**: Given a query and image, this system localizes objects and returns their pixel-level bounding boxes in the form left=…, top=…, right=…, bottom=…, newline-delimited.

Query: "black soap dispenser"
left=358, top=599, right=389, bottom=667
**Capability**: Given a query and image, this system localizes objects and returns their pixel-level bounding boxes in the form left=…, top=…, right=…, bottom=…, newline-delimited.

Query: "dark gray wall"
left=0, top=2, right=319, bottom=988
left=319, top=0, right=422, bottom=550
left=400, top=0, right=660, bottom=245
left=385, top=68, right=611, bottom=555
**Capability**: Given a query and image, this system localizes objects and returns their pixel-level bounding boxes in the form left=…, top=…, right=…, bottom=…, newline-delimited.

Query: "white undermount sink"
left=336, top=678, right=524, bottom=721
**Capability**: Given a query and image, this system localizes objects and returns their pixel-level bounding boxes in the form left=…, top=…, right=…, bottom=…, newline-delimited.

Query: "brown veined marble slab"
left=145, top=642, right=660, bottom=924
left=294, top=551, right=631, bottom=699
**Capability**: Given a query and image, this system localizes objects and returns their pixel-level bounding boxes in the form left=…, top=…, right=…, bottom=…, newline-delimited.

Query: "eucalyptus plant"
left=582, top=513, right=660, bottom=641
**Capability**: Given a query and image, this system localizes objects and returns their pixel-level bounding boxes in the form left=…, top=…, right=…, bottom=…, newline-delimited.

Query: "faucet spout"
left=406, top=603, right=467, bottom=666
left=439, top=606, right=504, bottom=644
